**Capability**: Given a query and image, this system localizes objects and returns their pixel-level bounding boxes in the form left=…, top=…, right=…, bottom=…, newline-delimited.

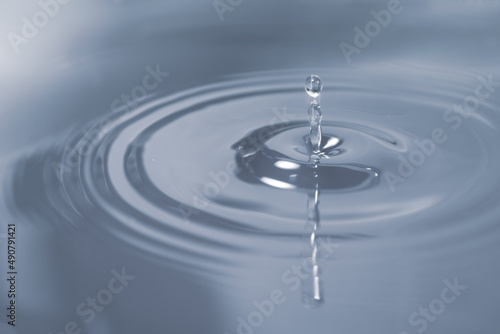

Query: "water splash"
left=9, top=68, right=495, bottom=312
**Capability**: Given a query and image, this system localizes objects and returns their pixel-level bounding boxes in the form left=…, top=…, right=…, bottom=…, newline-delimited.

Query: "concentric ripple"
left=8, top=66, right=500, bottom=274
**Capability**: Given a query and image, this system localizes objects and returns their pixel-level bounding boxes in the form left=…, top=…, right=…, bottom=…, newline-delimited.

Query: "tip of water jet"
left=305, top=75, right=323, bottom=98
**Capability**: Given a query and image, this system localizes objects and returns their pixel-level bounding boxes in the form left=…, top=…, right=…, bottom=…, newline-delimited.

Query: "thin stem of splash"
left=302, top=75, right=324, bottom=308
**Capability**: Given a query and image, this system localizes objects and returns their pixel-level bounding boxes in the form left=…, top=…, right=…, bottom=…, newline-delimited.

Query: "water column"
left=302, top=75, right=324, bottom=308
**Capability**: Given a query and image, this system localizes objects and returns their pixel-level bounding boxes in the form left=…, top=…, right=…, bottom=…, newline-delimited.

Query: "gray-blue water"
left=1, top=1, right=500, bottom=333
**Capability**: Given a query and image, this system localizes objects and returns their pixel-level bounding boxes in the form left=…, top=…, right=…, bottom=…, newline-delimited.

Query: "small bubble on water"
left=305, top=75, right=323, bottom=98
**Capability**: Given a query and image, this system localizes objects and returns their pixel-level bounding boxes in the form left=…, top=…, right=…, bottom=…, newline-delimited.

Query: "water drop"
left=305, top=75, right=323, bottom=98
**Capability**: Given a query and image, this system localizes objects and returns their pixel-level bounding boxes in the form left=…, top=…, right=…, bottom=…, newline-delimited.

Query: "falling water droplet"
left=305, top=75, right=323, bottom=98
